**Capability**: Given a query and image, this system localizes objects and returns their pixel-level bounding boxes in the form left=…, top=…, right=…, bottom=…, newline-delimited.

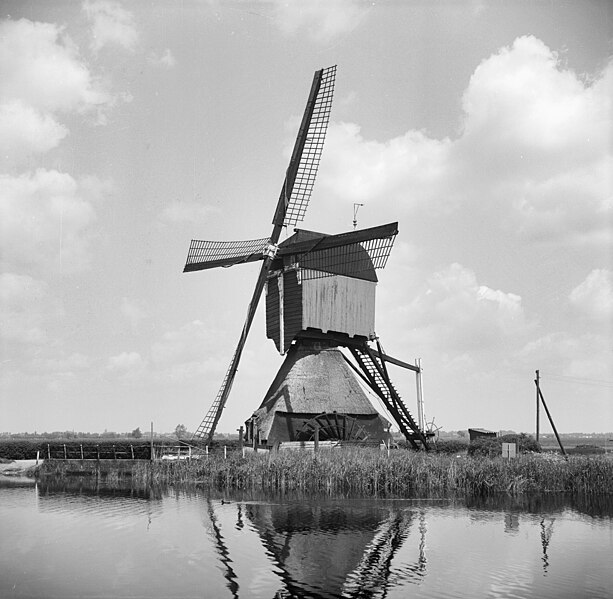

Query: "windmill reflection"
left=206, top=498, right=240, bottom=599
left=540, top=517, right=555, bottom=574
left=243, top=501, right=427, bottom=598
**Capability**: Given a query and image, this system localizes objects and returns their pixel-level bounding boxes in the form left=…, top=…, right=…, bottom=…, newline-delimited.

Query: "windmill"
left=183, top=66, right=431, bottom=450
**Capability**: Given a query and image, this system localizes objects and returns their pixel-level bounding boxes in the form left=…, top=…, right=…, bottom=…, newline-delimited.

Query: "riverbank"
left=35, top=448, right=613, bottom=496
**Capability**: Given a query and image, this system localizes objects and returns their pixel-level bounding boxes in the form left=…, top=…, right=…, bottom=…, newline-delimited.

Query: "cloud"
left=0, top=102, right=68, bottom=162
left=159, top=200, right=220, bottom=225
left=0, top=18, right=111, bottom=114
left=320, top=122, right=451, bottom=206
left=0, top=17, right=123, bottom=166
left=149, top=48, right=176, bottom=68
left=107, top=351, right=146, bottom=371
left=83, top=0, right=139, bottom=53
left=400, top=263, right=534, bottom=353
left=0, top=273, right=48, bottom=345
left=318, top=36, right=612, bottom=245
left=518, top=331, right=613, bottom=382
left=0, top=169, right=98, bottom=276
left=459, top=36, right=609, bottom=164
left=271, top=0, right=369, bottom=44
left=569, top=269, right=613, bottom=322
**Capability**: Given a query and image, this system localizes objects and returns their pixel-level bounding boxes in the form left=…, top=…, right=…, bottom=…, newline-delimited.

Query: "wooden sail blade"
left=272, top=65, right=336, bottom=229
left=192, top=255, right=272, bottom=444
left=183, top=237, right=270, bottom=272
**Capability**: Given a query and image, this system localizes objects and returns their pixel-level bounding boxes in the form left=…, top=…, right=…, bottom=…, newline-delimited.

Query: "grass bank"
left=37, top=448, right=613, bottom=496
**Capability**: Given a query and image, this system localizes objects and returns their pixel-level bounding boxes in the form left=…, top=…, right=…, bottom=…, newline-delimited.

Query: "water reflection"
left=1, top=478, right=612, bottom=599
left=244, top=499, right=425, bottom=598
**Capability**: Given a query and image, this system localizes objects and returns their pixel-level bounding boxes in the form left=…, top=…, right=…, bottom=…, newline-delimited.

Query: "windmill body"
left=265, top=224, right=397, bottom=354
left=182, top=66, right=431, bottom=449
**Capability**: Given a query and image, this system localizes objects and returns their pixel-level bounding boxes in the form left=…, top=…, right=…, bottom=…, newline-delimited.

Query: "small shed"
left=468, top=428, right=497, bottom=442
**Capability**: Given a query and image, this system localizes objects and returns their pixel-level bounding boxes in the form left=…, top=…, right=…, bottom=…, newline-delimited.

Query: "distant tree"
left=131, top=427, right=142, bottom=439
left=175, top=424, right=188, bottom=440
left=457, top=430, right=467, bottom=438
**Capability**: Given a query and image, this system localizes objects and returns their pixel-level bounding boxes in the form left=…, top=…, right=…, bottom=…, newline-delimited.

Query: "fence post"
left=224, top=446, right=227, bottom=459
left=63, top=444, right=67, bottom=460
left=113, top=444, right=116, bottom=460
left=97, top=444, right=100, bottom=461
left=205, top=445, right=209, bottom=457
left=80, top=444, right=84, bottom=460
left=47, top=444, right=50, bottom=459
left=36, top=450, right=40, bottom=465
left=314, top=423, right=319, bottom=453
left=130, top=445, right=134, bottom=460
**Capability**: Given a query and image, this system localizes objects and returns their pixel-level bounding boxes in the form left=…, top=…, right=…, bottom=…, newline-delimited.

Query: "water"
left=1, top=478, right=611, bottom=599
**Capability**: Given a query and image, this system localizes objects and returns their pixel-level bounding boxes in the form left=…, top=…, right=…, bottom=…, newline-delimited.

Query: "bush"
left=434, top=439, right=469, bottom=454
left=468, top=433, right=541, bottom=457
left=567, top=445, right=605, bottom=455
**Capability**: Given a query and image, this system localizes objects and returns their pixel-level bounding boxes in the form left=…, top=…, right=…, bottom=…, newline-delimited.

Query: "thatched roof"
left=252, top=340, right=381, bottom=440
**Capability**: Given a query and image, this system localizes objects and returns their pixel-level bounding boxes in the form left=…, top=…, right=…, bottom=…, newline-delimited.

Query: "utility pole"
left=536, top=369, right=540, bottom=442
left=534, top=371, right=566, bottom=456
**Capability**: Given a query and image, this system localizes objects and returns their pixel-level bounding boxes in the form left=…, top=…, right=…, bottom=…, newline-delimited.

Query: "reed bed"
left=80, top=448, right=613, bottom=496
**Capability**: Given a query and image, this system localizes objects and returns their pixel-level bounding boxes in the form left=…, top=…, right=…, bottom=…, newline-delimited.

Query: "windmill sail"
left=189, top=66, right=337, bottom=444
left=184, top=237, right=270, bottom=272
left=273, top=65, right=336, bottom=229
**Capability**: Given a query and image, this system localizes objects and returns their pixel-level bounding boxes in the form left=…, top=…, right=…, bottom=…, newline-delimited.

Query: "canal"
left=1, top=477, right=611, bottom=598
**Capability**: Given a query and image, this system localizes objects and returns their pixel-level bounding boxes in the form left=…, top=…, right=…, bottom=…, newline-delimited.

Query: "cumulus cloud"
left=0, top=19, right=111, bottom=114
left=0, top=169, right=97, bottom=275
left=107, top=351, right=146, bottom=371
left=569, top=269, right=613, bottom=322
left=318, top=35, right=612, bottom=245
left=272, top=0, right=369, bottom=44
left=0, top=17, right=121, bottom=166
left=0, top=102, right=68, bottom=162
left=401, top=263, right=533, bottom=352
left=83, top=0, right=139, bottom=53
left=320, top=123, right=451, bottom=206
left=459, top=36, right=609, bottom=164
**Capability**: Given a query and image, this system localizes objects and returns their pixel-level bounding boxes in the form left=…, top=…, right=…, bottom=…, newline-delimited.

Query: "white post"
left=36, top=450, right=40, bottom=465
left=224, top=446, right=227, bottom=459
left=415, top=358, right=425, bottom=432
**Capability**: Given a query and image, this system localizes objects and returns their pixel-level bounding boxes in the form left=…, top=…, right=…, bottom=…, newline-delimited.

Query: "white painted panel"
left=302, top=272, right=376, bottom=337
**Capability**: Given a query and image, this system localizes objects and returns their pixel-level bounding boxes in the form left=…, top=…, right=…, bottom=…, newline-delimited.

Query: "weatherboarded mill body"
left=244, top=224, right=398, bottom=446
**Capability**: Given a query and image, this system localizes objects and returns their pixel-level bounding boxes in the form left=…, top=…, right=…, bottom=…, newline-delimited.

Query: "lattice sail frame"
left=282, top=65, right=336, bottom=228
left=185, top=237, right=270, bottom=270
left=294, top=233, right=397, bottom=281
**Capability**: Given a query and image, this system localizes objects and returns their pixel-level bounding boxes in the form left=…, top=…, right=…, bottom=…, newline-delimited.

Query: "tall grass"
left=40, top=448, right=612, bottom=496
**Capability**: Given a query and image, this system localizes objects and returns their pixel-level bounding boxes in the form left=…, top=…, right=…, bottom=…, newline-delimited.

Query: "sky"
left=1, top=0, right=611, bottom=436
